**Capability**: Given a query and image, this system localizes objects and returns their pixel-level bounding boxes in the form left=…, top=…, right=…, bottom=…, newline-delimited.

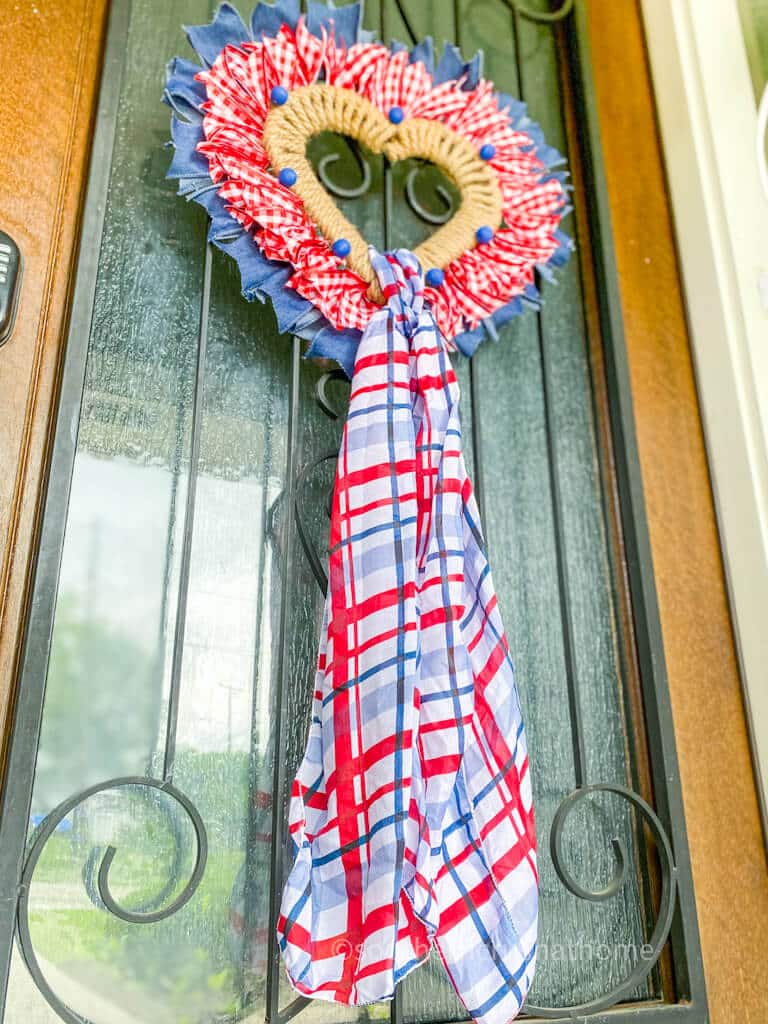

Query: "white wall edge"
left=640, top=0, right=768, bottom=830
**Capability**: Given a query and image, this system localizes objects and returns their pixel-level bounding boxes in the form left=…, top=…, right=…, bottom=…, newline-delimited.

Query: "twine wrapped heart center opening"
left=263, top=83, right=504, bottom=302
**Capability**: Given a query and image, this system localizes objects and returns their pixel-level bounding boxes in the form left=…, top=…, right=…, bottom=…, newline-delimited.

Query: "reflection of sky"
left=54, top=452, right=279, bottom=757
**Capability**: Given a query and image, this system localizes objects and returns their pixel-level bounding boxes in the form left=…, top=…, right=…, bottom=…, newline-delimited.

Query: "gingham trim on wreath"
left=164, top=1, right=572, bottom=377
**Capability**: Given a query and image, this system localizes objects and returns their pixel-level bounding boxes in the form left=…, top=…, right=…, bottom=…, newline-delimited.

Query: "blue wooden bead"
left=278, top=167, right=297, bottom=187
left=476, top=225, right=494, bottom=245
left=425, top=268, right=445, bottom=288
left=388, top=106, right=405, bottom=124
left=332, top=238, right=351, bottom=258
left=270, top=85, right=289, bottom=105
left=480, top=143, right=496, bottom=160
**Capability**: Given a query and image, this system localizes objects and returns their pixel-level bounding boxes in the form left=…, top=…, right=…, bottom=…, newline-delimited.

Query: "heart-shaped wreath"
left=164, top=0, right=572, bottom=377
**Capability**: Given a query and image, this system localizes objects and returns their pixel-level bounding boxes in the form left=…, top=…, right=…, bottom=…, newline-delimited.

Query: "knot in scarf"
left=277, top=250, right=538, bottom=1024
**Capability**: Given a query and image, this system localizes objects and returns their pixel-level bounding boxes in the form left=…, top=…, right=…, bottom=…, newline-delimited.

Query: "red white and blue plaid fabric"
left=278, top=249, right=538, bottom=1024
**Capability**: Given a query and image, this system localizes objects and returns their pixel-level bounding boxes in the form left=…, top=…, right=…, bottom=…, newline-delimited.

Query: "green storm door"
left=0, top=2, right=706, bottom=1024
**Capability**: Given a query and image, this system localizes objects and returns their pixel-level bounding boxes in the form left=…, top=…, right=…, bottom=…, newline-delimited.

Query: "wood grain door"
left=0, top=2, right=765, bottom=1024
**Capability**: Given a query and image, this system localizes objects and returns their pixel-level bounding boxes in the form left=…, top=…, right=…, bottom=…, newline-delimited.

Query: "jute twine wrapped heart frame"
left=263, top=84, right=504, bottom=302
left=164, top=1, right=572, bottom=376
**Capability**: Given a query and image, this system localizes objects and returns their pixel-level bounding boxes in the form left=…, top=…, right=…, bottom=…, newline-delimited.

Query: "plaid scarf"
left=277, top=250, right=538, bottom=1024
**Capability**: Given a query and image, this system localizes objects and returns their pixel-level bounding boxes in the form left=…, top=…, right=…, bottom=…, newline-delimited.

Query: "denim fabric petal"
left=464, top=50, right=482, bottom=88
left=304, top=325, right=360, bottom=379
left=434, top=44, right=463, bottom=85
left=163, top=58, right=206, bottom=122
left=175, top=179, right=239, bottom=241
left=550, top=228, right=573, bottom=267
left=167, top=119, right=209, bottom=178
left=409, top=37, right=434, bottom=72
left=491, top=297, right=524, bottom=328
left=211, top=234, right=284, bottom=299
left=204, top=196, right=243, bottom=243
left=307, top=0, right=361, bottom=46
left=258, top=270, right=316, bottom=331
left=251, top=0, right=301, bottom=37
left=497, top=93, right=527, bottom=124
left=434, top=43, right=481, bottom=88
left=185, top=3, right=250, bottom=66
left=453, top=325, right=484, bottom=358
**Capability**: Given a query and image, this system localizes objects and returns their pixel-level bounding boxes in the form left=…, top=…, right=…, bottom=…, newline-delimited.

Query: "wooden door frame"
left=585, top=1, right=768, bottom=1019
left=0, top=1, right=765, bottom=1021
left=641, top=0, right=768, bottom=830
left=0, top=0, right=110, bottom=776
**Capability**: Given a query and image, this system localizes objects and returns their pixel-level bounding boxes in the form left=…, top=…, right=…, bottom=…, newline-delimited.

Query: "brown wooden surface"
left=0, top=0, right=109, bottom=779
left=587, top=1, right=768, bottom=1020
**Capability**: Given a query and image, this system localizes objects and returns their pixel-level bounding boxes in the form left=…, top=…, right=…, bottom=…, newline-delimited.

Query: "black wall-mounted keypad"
left=0, top=231, right=22, bottom=347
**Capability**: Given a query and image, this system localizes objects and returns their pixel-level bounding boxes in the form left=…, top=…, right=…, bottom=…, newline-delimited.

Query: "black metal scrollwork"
left=317, top=138, right=373, bottom=199
left=523, top=784, right=677, bottom=1019
left=294, top=451, right=338, bottom=596
left=82, top=782, right=189, bottom=916
left=502, top=0, right=574, bottom=24
left=292, top=371, right=351, bottom=597
left=17, top=777, right=208, bottom=1024
left=316, top=368, right=349, bottom=420
left=404, top=165, right=455, bottom=225
left=312, top=128, right=459, bottom=228
left=393, top=0, right=574, bottom=43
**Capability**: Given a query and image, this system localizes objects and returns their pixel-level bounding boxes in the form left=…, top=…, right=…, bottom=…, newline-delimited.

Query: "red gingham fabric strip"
left=277, top=249, right=538, bottom=1024
left=196, top=25, right=568, bottom=344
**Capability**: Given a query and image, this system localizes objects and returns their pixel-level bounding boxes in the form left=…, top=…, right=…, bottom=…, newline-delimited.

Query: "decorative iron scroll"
left=314, top=135, right=457, bottom=227
left=81, top=782, right=192, bottom=917
left=405, top=165, right=455, bottom=225
left=390, top=0, right=575, bottom=41
left=17, top=777, right=208, bottom=1024
left=317, top=137, right=373, bottom=200
left=501, top=0, right=575, bottom=24
left=525, top=784, right=677, bottom=1018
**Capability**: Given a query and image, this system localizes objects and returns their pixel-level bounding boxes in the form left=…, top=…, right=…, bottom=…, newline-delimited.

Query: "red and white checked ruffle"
left=196, top=19, right=566, bottom=344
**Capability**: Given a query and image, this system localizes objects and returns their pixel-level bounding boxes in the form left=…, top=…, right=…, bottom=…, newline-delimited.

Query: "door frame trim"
left=586, top=0, right=768, bottom=1018
left=0, top=0, right=130, bottom=1010
left=565, top=6, right=706, bottom=1014
left=0, top=0, right=110, bottom=779
left=641, top=0, right=768, bottom=835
